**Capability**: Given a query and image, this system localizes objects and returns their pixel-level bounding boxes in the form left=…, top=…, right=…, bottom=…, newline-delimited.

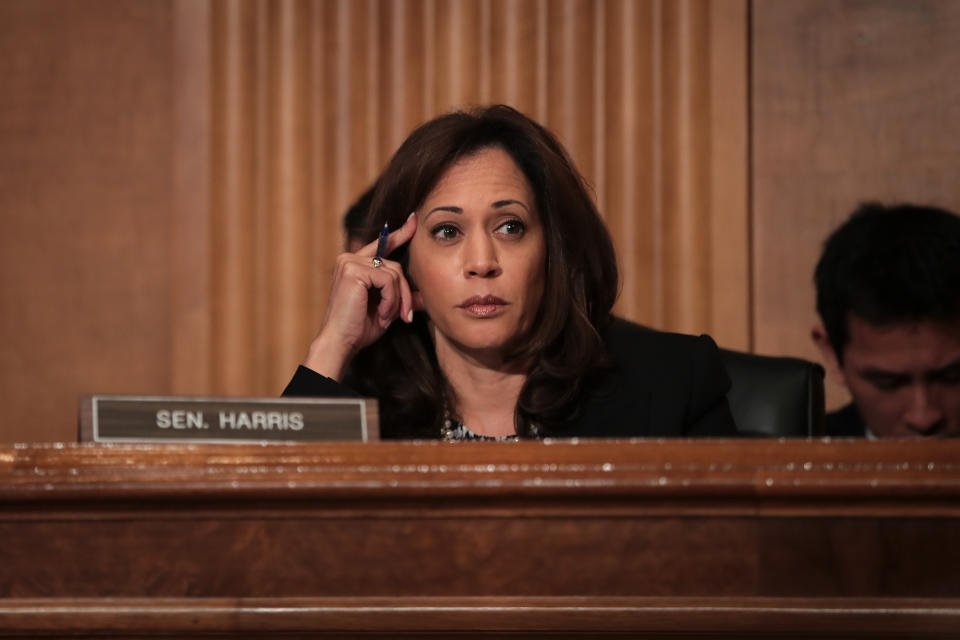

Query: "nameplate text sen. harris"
left=78, top=395, right=379, bottom=443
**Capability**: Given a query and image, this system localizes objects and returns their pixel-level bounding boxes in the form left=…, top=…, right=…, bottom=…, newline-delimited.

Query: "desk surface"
left=1, top=439, right=959, bottom=637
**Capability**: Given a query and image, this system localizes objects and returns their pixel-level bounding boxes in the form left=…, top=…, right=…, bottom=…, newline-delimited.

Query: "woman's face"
left=408, top=146, right=546, bottom=362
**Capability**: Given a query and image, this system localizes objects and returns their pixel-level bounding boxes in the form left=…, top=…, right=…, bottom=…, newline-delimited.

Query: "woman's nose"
left=463, top=234, right=501, bottom=278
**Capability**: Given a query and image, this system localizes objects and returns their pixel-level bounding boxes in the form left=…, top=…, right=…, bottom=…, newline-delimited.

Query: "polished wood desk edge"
left=4, top=440, right=960, bottom=473
left=1, top=440, right=959, bottom=510
left=0, top=596, right=958, bottom=633
left=6, top=438, right=960, bottom=465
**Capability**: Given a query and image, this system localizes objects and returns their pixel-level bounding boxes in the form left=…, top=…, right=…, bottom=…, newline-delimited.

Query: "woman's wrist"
left=302, top=331, right=352, bottom=382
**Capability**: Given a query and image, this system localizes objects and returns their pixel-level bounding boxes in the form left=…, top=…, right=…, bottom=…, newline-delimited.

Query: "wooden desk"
left=1, top=439, right=958, bottom=637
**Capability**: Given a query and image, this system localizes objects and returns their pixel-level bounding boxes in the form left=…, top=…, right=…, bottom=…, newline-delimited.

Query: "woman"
left=284, top=105, right=736, bottom=440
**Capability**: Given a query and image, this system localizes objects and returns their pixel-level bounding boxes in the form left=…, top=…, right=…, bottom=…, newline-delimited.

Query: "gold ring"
left=372, top=256, right=383, bottom=268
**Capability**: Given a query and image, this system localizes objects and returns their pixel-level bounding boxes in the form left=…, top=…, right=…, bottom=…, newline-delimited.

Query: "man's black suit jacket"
left=826, top=403, right=868, bottom=437
left=283, top=317, right=738, bottom=438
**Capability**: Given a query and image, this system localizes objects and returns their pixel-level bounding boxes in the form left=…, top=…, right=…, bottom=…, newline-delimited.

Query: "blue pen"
left=373, top=222, right=389, bottom=268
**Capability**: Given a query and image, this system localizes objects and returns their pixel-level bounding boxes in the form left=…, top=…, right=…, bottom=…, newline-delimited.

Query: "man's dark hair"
left=342, top=183, right=376, bottom=245
left=352, top=104, right=619, bottom=438
left=814, top=202, right=960, bottom=360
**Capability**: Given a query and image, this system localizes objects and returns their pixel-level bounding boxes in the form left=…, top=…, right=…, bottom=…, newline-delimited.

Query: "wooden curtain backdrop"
left=174, top=0, right=749, bottom=397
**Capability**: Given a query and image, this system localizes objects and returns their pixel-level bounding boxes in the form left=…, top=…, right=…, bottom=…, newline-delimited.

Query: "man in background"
left=812, top=203, right=960, bottom=437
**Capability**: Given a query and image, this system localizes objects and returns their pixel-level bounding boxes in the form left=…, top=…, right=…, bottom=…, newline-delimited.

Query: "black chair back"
left=718, top=349, right=826, bottom=437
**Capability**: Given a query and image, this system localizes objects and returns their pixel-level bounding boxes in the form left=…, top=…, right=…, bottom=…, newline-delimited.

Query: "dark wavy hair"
left=350, top=105, right=619, bottom=438
left=815, top=202, right=960, bottom=362
left=342, top=182, right=377, bottom=244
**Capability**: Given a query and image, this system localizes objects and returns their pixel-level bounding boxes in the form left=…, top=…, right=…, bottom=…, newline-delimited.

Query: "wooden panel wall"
left=0, top=0, right=748, bottom=442
left=0, top=1, right=174, bottom=442
left=751, top=0, right=960, bottom=409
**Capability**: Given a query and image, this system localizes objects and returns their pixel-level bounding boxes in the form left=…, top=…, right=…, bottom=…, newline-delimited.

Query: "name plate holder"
left=78, top=395, right=379, bottom=443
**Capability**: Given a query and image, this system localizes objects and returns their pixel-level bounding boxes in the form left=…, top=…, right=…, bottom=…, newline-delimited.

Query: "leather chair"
left=718, top=349, right=826, bottom=437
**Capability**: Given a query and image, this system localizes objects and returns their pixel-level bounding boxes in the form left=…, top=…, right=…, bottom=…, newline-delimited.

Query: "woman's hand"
left=303, top=213, right=418, bottom=381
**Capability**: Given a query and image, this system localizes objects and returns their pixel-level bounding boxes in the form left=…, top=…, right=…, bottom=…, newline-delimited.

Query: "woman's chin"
left=440, top=331, right=519, bottom=360
left=428, top=315, right=532, bottom=365
left=454, top=336, right=511, bottom=354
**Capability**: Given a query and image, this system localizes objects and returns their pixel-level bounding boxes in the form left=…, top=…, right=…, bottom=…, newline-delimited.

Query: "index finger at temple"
left=385, top=212, right=418, bottom=255
left=353, top=213, right=417, bottom=258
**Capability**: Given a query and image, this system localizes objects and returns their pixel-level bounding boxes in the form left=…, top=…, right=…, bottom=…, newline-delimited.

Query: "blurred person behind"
left=812, top=203, right=960, bottom=438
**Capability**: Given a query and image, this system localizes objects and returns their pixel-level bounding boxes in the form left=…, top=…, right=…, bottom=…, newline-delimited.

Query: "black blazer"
left=283, top=317, right=737, bottom=438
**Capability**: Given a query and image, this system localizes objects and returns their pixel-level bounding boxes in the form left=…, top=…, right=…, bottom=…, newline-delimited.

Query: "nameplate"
left=78, top=395, right=379, bottom=443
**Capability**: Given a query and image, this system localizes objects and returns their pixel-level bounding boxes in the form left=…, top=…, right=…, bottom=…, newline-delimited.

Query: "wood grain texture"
left=751, top=0, right=960, bottom=409
left=0, top=440, right=959, bottom=635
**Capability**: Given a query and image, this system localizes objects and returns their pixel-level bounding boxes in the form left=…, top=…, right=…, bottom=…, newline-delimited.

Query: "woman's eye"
left=431, top=223, right=460, bottom=241
left=496, top=219, right=526, bottom=236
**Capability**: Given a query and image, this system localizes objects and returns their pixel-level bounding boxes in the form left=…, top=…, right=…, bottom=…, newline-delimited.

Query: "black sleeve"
left=282, top=365, right=360, bottom=398
left=684, top=335, right=739, bottom=437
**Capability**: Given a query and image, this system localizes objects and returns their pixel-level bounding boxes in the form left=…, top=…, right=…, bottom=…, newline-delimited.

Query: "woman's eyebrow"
left=425, top=206, right=463, bottom=218
left=426, top=201, right=529, bottom=217
left=492, top=199, right=530, bottom=212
